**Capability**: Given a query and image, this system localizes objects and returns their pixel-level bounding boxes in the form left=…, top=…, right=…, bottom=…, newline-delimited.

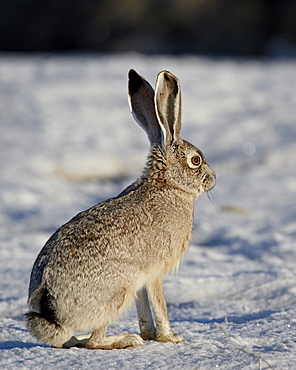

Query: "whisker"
left=207, top=190, right=214, bottom=202
left=206, top=190, right=223, bottom=224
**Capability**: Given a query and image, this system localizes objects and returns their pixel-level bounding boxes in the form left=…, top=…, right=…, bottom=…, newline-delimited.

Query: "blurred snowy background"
left=0, top=54, right=295, bottom=369
left=1, top=1, right=296, bottom=369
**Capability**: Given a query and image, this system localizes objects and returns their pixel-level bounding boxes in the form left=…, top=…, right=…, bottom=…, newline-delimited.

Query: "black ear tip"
left=161, top=71, right=179, bottom=95
left=163, top=72, right=170, bottom=81
left=128, top=69, right=143, bottom=94
left=128, top=69, right=137, bottom=77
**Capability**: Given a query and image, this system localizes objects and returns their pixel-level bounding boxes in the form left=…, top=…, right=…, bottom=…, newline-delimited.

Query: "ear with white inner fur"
left=128, top=69, right=162, bottom=147
left=155, top=71, right=182, bottom=150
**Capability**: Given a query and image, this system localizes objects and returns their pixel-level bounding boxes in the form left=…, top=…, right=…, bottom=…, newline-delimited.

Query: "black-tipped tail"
left=26, top=312, right=72, bottom=348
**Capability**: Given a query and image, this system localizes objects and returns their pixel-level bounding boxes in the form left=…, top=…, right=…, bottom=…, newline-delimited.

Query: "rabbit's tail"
left=26, top=312, right=72, bottom=348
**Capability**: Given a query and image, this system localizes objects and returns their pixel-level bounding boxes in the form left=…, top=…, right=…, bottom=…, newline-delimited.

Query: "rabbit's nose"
left=203, top=171, right=216, bottom=191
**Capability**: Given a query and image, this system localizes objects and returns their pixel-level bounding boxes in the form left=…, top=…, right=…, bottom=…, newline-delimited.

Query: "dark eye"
left=191, top=156, right=201, bottom=166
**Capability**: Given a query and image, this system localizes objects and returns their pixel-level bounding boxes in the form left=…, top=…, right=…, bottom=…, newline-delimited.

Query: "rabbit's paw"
left=156, top=332, right=185, bottom=343
left=86, top=333, right=145, bottom=350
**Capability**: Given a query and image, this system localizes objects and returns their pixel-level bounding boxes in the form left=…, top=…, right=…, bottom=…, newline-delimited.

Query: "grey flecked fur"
left=26, top=70, right=216, bottom=349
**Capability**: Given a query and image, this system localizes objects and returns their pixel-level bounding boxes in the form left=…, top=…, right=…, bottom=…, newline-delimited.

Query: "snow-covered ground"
left=0, top=54, right=296, bottom=369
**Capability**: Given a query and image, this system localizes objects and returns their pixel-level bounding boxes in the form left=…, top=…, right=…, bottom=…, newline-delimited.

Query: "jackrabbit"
left=26, top=69, right=216, bottom=349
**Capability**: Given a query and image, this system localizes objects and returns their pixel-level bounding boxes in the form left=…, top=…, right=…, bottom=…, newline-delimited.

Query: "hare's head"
left=128, top=69, right=216, bottom=199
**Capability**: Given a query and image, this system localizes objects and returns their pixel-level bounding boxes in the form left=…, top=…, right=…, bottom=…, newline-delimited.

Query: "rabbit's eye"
left=191, top=156, right=201, bottom=166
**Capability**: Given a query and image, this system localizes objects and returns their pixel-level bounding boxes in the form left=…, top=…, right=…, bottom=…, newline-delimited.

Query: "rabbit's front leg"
left=136, top=286, right=156, bottom=340
left=146, top=276, right=185, bottom=343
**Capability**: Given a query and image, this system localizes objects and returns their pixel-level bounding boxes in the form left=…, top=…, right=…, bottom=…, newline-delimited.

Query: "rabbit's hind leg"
left=86, top=326, right=145, bottom=350
left=85, top=283, right=145, bottom=349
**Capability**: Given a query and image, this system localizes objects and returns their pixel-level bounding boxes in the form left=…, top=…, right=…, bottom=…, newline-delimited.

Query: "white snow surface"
left=0, top=54, right=296, bottom=369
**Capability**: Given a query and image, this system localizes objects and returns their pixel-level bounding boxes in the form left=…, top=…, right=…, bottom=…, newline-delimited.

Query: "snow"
left=0, top=53, right=296, bottom=369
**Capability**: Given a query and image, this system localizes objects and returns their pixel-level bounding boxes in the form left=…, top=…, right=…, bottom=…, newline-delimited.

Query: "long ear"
left=128, top=69, right=162, bottom=147
left=155, top=71, right=182, bottom=149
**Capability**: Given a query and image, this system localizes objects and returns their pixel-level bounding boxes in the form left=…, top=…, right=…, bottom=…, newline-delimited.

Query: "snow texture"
left=0, top=54, right=296, bottom=369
